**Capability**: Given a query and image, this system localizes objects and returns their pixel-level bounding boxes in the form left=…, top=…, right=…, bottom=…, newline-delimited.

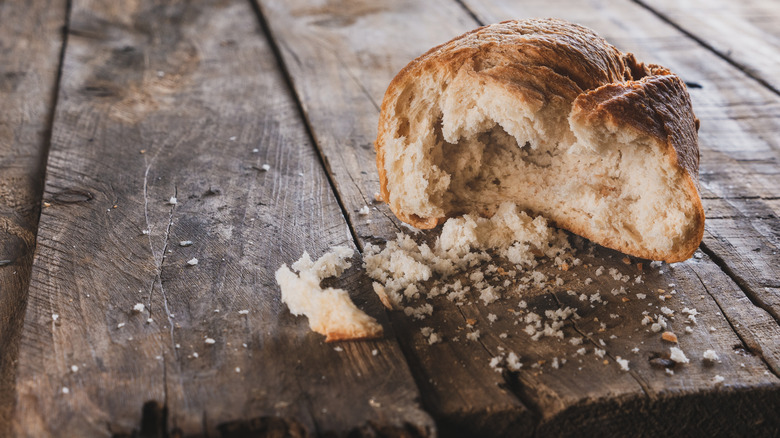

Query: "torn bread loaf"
left=375, top=18, right=704, bottom=263
left=275, top=246, right=383, bottom=342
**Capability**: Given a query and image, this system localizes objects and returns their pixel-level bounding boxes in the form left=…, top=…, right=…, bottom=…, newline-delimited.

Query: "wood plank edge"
left=248, top=0, right=364, bottom=251
left=0, top=0, right=71, bottom=434
left=537, top=385, right=780, bottom=437
left=699, top=240, right=780, bottom=328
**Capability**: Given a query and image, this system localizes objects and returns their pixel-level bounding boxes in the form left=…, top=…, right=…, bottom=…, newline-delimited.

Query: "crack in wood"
left=250, top=0, right=363, bottom=253
left=689, top=265, right=780, bottom=378
left=699, top=241, right=780, bottom=324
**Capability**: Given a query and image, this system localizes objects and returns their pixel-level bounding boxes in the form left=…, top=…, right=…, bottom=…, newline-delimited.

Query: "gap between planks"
left=248, top=0, right=365, bottom=253
left=630, top=0, right=780, bottom=97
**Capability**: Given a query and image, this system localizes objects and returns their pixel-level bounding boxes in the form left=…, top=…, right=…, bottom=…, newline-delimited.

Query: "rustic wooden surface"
left=9, top=0, right=430, bottom=436
left=256, top=0, right=780, bottom=435
left=0, top=0, right=778, bottom=436
left=0, top=0, right=67, bottom=436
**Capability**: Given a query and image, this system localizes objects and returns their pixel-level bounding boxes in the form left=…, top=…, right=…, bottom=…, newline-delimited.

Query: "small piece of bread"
left=375, top=18, right=704, bottom=262
left=275, top=247, right=383, bottom=342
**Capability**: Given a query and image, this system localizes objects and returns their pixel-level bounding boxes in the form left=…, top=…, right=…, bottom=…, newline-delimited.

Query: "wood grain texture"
left=0, top=0, right=67, bottom=434
left=256, top=0, right=780, bottom=435
left=11, top=0, right=432, bottom=436
left=636, top=0, right=780, bottom=93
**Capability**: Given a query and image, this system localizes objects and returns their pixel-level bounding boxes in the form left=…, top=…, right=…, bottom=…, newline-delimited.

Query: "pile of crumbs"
left=277, top=202, right=727, bottom=379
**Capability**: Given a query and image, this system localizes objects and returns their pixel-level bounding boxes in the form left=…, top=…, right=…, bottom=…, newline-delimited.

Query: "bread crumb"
left=616, top=356, right=630, bottom=371
left=235, top=367, right=241, bottom=373
left=117, top=323, right=125, bottom=328
left=712, top=375, right=725, bottom=384
left=670, top=346, right=690, bottom=364
left=703, top=349, right=719, bottom=361
left=594, top=348, right=605, bottom=358
left=133, top=303, right=145, bottom=313
left=261, top=164, right=271, bottom=171
left=71, top=365, right=79, bottom=373
left=187, top=258, right=199, bottom=266
left=168, top=197, right=177, bottom=205
left=62, top=387, right=69, bottom=394
left=466, top=330, right=480, bottom=341
left=276, top=247, right=383, bottom=342
left=372, top=349, right=379, bottom=356
left=238, top=309, right=249, bottom=315
left=506, top=352, right=522, bottom=371
left=179, top=240, right=193, bottom=247
left=205, top=338, right=216, bottom=344
left=358, top=205, right=370, bottom=215
left=665, top=368, right=675, bottom=376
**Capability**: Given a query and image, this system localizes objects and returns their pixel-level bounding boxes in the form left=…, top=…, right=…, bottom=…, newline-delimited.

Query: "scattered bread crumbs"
left=670, top=346, right=690, bottom=364
left=275, top=247, right=383, bottom=342
left=661, top=332, right=678, bottom=343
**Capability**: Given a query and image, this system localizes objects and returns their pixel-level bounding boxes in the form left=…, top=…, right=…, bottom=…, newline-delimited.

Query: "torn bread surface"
left=375, top=18, right=704, bottom=263
left=275, top=246, right=383, bottom=342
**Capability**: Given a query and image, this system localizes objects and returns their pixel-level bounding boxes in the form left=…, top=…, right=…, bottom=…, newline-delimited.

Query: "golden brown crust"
left=375, top=18, right=704, bottom=261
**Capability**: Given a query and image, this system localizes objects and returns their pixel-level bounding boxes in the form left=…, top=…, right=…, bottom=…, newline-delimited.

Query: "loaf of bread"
left=375, top=18, right=704, bottom=263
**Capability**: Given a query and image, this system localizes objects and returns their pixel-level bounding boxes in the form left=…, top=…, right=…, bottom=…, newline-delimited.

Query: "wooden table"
left=1, top=0, right=779, bottom=436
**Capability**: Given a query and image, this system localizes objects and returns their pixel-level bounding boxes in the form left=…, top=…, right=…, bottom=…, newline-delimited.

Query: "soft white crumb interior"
left=382, top=72, right=699, bottom=256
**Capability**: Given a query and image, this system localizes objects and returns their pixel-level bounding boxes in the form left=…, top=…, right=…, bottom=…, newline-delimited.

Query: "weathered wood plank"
left=12, top=0, right=432, bottom=436
left=0, top=0, right=67, bottom=435
left=460, top=0, right=780, bottom=329
left=256, top=0, right=780, bottom=435
left=637, top=0, right=780, bottom=94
